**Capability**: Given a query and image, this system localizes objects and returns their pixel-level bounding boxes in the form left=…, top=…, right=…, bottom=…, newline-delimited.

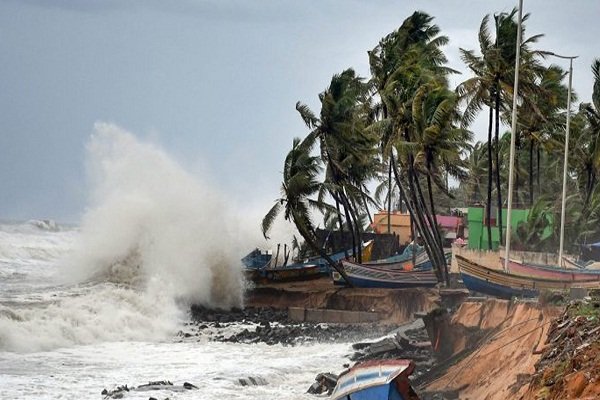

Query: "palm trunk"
left=407, top=158, right=446, bottom=284
left=414, top=167, right=447, bottom=282
left=486, top=105, right=493, bottom=250
left=339, top=191, right=357, bottom=260
left=529, top=138, right=534, bottom=207
left=361, top=186, right=374, bottom=226
left=494, top=83, right=503, bottom=246
left=388, top=161, right=392, bottom=233
left=334, top=196, right=349, bottom=258
left=537, top=146, right=541, bottom=196
left=346, top=193, right=363, bottom=263
left=391, top=156, right=444, bottom=283
left=294, top=216, right=353, bottom=287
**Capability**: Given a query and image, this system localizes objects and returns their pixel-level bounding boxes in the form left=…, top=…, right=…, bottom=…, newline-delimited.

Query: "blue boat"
left=331, top=359, right=418, bottom=400
left=304, top=240, right=374, bottom=274
left=241, top=248, right=272, bottom=270
left=332, top=260, right=438, bottom=288
left=366, top=243, right=424, bottom=265
left=456, top=255, right=600, bottom=299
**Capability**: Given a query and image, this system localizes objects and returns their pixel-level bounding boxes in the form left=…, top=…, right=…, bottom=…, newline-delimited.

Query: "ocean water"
left=0, top=222, right=353, bottom=400
left=0, top=125, right=353, bottom=399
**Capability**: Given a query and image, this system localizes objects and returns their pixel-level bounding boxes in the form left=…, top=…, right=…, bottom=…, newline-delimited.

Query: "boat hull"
left=502, top=257, right=600, bottom=282
left=457, top=255, right=600, bottom=299
left=333, top=260, right=438, bottom=288
left=331, top=360, right=415, bottom=400
left=253, top=264, right=321, bottom=283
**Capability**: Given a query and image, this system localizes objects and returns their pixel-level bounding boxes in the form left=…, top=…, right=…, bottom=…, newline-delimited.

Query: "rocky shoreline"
left=187, top=304, right=397, bottom=346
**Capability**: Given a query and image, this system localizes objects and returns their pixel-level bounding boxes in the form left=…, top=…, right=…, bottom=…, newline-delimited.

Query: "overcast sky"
left=1, top=0, right=599, bottom=223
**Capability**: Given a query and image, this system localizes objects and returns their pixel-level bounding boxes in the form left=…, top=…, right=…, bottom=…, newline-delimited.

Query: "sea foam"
left=0, top=123, right=248, bottom=352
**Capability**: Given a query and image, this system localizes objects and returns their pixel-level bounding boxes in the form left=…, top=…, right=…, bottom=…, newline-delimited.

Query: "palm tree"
left=459, top=9, right=544, bottom=246
left=369, top=11, right=453, bottom=242
left=296, top=69, right=379, bottom=263
left=261, top=138, right=352, bottom=284
left=369, top=12, right=457, bottom=285
left=463, top=142, right=489, bottom=205
left=517, top=64, right=569, bottom=206
left=410, top=78, right=472, bottom=258
left=575, top=59, right=600, bottom=206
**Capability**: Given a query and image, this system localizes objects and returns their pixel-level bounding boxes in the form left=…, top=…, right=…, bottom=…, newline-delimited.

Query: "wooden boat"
left=500, top=257, right=600, bottom=282
left=252, top=263, right=321, bottom=283
left=457, top=255, right=600, bottom=299
left=365, top=251, right=452, bottom=271
left=332, top=259, right=438, bottom=288
left=331, top=359, right=419, bottom=400
left=366, top=249, right=429, bottom=269
left=562, top=257, right=594, bottom=270
left=241, top=248, right=272, bottom=269
left=305, top=240, right=375, bottom=274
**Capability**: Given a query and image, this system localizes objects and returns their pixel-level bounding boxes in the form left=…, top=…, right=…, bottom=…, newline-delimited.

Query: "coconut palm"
left=369, top=11, right=454, bottom=240
left=458, top=9, right=544, bottom=246
left=369, top=12, right=458, bottom=285
left=574, top=59, right=600, bottom=206
left=296, top=69, right=379, bottom=263
left=261, top=138, right=352, bottom=284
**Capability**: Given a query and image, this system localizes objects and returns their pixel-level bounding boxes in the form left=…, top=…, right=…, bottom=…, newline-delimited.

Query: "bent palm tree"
left=261, top=138, right=353, bottom=285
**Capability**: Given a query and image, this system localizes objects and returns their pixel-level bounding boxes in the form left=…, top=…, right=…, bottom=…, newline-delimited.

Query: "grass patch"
left=567, top=301, right=600, bottom=321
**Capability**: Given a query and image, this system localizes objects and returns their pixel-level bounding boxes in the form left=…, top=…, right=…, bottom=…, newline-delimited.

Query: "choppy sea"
left=0, top=221, right=352, bottom=399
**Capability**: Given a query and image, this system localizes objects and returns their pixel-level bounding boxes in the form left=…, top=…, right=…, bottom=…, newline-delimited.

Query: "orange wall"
left=372, top=211, right=412, bottom=244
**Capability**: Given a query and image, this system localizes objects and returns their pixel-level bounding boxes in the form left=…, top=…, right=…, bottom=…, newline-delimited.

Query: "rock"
left=183, top=382, right=199, bottom=390
left=238, top=376, right=268, bottom=386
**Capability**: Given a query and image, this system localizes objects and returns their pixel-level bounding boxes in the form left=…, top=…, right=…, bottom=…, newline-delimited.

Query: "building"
left=372, top=211, right=465, bottom=247
left=371, top=211, right=412, bottom=245
left=467, top=207, right=547, bottom=250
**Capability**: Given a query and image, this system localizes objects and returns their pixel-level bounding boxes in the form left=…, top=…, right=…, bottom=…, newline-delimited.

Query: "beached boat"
left=253, top=263, right=321, bottom=282
left=332, top=259, right=438, bottom=288
left=457, top=255, right=600, bottom=299
left=241, top=248, right=272, bottom=269
left=307, top=240, right=375, bottom=273
left=331, top=359, right=419, bottom=400
left=242, top=249, right=321, bottom=282
left=365, top=251, right=452, bottom=271
left=366, top=249, right=429, bottom=269
left=500, top=257, right=600, bottom=282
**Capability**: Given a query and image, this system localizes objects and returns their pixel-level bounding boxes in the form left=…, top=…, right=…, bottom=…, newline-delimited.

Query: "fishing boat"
left=253, top=262, right=321, bottom=282
left=241, top=248, right=272, bottom=269
left=306, top=240, right=375, bottom=273
left=332, top=259, right=438, bottom=288
left=366, top=249, right=429, bottom=269
left=500, top=257, right=600, bottom=282
left=241, top=249, right=321, bottom=282
left=457, top=255, right=600, bottom=299
left=330, top=359, right=419, bottom=400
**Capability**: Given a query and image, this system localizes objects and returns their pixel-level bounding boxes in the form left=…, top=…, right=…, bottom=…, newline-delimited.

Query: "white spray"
left=0, top=123, right=250, bottom=352
left=66, top=122, right=245, bottom=308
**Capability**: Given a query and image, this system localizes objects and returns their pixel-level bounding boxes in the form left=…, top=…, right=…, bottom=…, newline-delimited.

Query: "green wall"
left=467, top=207, right=532, bottom=250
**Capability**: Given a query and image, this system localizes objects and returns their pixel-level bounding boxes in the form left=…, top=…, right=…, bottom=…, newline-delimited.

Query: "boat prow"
left=331, top=359, right=418, bottom=400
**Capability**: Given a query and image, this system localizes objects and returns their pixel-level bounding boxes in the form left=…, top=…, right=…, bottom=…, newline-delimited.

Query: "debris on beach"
left=101, top=380, right=198, bottom=399
left=306, top=372, right=338, bottom=395
left=522, top=295, right=600, bottom=399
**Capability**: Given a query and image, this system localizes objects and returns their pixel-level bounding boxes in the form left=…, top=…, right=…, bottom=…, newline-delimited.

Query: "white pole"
left=504, top=0, right=523, bottom=272
left=558, top=57, right=575, bottom=267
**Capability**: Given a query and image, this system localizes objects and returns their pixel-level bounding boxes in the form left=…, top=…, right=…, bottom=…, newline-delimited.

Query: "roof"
left=435, top=215, right=462, bottom=230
